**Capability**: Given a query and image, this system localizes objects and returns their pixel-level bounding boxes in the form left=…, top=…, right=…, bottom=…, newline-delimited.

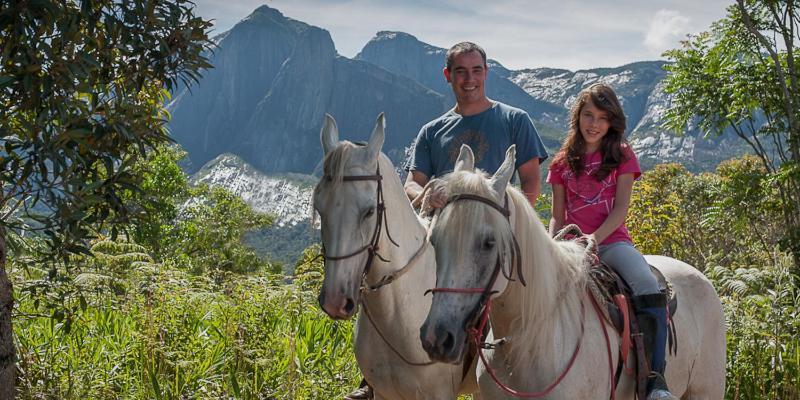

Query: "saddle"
left=588, top=261, right=678, bottom=398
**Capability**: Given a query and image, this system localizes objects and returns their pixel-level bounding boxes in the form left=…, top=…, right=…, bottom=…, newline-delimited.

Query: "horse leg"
left=680, top=349, right=725, bottom=400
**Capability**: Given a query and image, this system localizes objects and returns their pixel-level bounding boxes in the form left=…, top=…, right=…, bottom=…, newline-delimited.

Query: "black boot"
left=344, top=378, right=373, bottom=399
left=633, top=293, right=678, bottom=400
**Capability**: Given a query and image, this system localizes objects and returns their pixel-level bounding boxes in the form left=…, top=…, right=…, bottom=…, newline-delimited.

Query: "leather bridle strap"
left=443, top=193, right=510, bottom=218
left=322, top=166, right=398, bottom=276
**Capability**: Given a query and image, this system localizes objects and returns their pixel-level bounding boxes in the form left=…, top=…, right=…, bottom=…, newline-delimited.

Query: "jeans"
left=598, top=241, right=660, bottom=296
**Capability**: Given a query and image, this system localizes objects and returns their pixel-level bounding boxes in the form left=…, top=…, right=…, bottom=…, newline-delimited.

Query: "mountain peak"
left=251, top=4, right=284, bottom=18
left=235, top=4, right=309, bottom=34
left=372, top=31, right=418, bottom=42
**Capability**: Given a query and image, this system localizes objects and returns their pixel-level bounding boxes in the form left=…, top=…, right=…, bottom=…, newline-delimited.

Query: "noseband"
left=321, top=165, right=398, bottom=277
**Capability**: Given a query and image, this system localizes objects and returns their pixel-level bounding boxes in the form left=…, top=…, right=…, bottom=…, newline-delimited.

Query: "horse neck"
left=365, top=156, right=428, bottom=283
left=490, top=189, right=587, bottom=370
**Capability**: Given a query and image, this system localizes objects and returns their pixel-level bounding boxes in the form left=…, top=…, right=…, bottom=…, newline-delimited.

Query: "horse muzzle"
left=419, top=319, right=467, bottom=364
left=318, top=289, right=357, bottom=320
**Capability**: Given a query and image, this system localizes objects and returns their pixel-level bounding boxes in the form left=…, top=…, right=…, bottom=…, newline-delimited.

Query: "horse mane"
left=435, top=169, right=589, bottom=370
left=504, top=185, right=588, bottom=370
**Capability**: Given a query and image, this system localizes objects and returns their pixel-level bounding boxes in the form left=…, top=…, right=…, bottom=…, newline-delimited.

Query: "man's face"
left=444, top=51, right=488, bottom=105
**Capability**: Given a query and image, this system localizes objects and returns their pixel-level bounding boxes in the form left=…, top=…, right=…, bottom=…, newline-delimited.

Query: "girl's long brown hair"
left=552, top=83, right=628, bottom=180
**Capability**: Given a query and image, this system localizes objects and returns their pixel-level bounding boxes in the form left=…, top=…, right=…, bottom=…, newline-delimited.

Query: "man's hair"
left=445, top=42, right=487, bottom=71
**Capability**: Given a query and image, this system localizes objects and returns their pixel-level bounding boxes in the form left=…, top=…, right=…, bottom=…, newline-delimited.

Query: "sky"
left=191, top=0, right=733, bottom=71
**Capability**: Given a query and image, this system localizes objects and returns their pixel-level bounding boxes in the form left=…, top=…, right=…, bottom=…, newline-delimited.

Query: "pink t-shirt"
left=546, top=146, right=641, bottom=245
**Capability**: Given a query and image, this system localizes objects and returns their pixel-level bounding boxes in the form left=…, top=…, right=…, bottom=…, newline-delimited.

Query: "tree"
left=662, top=0, right=800, bottom=264
left=171, top=185, right=275, bottom=276
left=0, top=1, right=212, bottom=395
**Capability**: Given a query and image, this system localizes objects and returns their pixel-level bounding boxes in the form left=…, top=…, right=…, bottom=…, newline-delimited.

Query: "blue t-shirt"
left=406, top=101, right=549, bottom=178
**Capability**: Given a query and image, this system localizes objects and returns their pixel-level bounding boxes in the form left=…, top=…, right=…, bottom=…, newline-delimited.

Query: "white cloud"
left=644, top=9, right=691, bottom=56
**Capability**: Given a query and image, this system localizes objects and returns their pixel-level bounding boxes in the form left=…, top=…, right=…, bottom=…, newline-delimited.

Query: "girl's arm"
left=549, top=183, right=566, bottom=236
left=590, top=173, right=635, bottom=243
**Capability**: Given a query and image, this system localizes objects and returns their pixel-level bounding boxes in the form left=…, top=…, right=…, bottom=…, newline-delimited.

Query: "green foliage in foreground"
left=12, top=253, right=358, bottom=399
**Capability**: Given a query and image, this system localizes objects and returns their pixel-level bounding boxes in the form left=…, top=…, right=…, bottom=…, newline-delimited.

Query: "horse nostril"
left=443, top=331, right=454, bottom=353
left=344, top=298, right=355, bottom=315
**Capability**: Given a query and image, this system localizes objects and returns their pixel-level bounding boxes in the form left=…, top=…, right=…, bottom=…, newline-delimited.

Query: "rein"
left=427, top=192, right=588, bottom=398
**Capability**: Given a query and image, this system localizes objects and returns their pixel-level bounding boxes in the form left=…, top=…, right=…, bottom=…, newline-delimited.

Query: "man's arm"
left=405, top=170, right=449, bottom=209
left=404, top=171, right=429, bottom=203
left=517, top=157, right=541, bottom=208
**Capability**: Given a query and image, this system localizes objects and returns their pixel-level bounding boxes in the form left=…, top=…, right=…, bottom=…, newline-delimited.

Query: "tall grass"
left=13, top=264, right=359, bottom=399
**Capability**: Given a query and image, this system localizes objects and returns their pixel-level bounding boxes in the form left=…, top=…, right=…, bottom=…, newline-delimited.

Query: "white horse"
left=419, top=145, right=725, bottom=399
left=313, top=114, right=479, bottom=399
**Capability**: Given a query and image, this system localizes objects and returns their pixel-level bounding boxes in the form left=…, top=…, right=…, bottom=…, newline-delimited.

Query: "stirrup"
left=646, top=372, right=678, bottom=400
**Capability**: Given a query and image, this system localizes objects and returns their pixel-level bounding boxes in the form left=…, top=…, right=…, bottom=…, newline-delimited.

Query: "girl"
left=547, top=83, right=676, bottom=400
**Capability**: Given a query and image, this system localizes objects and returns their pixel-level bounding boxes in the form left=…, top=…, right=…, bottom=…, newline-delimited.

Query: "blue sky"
left=192, top=0, right=732, bottom=71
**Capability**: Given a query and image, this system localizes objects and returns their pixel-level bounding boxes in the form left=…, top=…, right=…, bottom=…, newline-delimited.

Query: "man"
left=345, top=41, right=547, bottom=400
left=404, top=42, right=547, bottom=208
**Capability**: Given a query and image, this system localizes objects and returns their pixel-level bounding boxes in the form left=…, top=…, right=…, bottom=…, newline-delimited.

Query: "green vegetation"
left=663, top=0, right=800, bottom=262
left=0, top=0, right=214, bottom=393
left=629, top=158, right=799, bottom=399
left=9, top=150, right=359, bottom=399
left=12, top=241, right=358, bottom=399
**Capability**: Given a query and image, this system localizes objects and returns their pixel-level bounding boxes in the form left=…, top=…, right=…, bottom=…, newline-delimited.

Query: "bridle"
left=426, top=191, right=587, bottom=398
left=321, top=164, right=398, bottom=280
left=318, top=164, right=435, bottom=366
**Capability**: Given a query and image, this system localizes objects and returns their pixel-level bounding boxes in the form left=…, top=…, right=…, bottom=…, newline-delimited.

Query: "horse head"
left=313, top=113, right=385, bottom=319
left=420, top=144, right=518, bottom=363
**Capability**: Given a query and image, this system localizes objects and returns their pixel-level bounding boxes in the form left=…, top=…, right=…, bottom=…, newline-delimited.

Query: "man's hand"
left=423, top=185, right=448, bottom=209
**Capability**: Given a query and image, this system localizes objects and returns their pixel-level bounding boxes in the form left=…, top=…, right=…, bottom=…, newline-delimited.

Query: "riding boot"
left=632, top=293, right=678, bottom=400
left=343, top=378, right=373, bottom=399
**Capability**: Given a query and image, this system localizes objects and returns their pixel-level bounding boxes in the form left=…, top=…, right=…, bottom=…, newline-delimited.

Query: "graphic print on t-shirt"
left=447, top=129, right=489, bottom=165
left=563, top=159, right=617, bottom=215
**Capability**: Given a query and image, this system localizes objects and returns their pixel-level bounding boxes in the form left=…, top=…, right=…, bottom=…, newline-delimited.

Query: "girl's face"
left=578, top=98, right=610, bottom=153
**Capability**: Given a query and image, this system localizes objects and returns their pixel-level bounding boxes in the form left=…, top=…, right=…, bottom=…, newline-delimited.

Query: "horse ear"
left=366, top=113, right=385, bottom=160
left=454, top=144, right=475, bottom=172
left=321, top=114, right=339, bottom=155
left=490, top=145, right=516, bottom=196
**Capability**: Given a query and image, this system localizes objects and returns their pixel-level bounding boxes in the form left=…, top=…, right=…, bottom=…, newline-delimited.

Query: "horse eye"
left=364, top=207, right=375, bottom=218
left=483, top=237, right=496, bottom=250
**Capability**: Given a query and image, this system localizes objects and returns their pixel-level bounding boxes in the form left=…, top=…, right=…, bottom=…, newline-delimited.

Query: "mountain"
left=355, top=31, right=566, bottom=134
left=508, top=62, right=749, bottom=170
left=168, top=6, right=447, bottom=175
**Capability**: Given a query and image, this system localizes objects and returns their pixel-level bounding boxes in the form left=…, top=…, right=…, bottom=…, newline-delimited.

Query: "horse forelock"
left=312, top=141, right=358, bottom=225
left=433, top=170, right=509, bottom=249
left=323, top=141, right=361, bottom=186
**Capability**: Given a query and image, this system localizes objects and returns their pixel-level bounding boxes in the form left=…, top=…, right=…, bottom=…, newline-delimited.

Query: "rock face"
left=510, top=62, right=669, bottom=137
left=169, top=6, right=447, bottom=174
